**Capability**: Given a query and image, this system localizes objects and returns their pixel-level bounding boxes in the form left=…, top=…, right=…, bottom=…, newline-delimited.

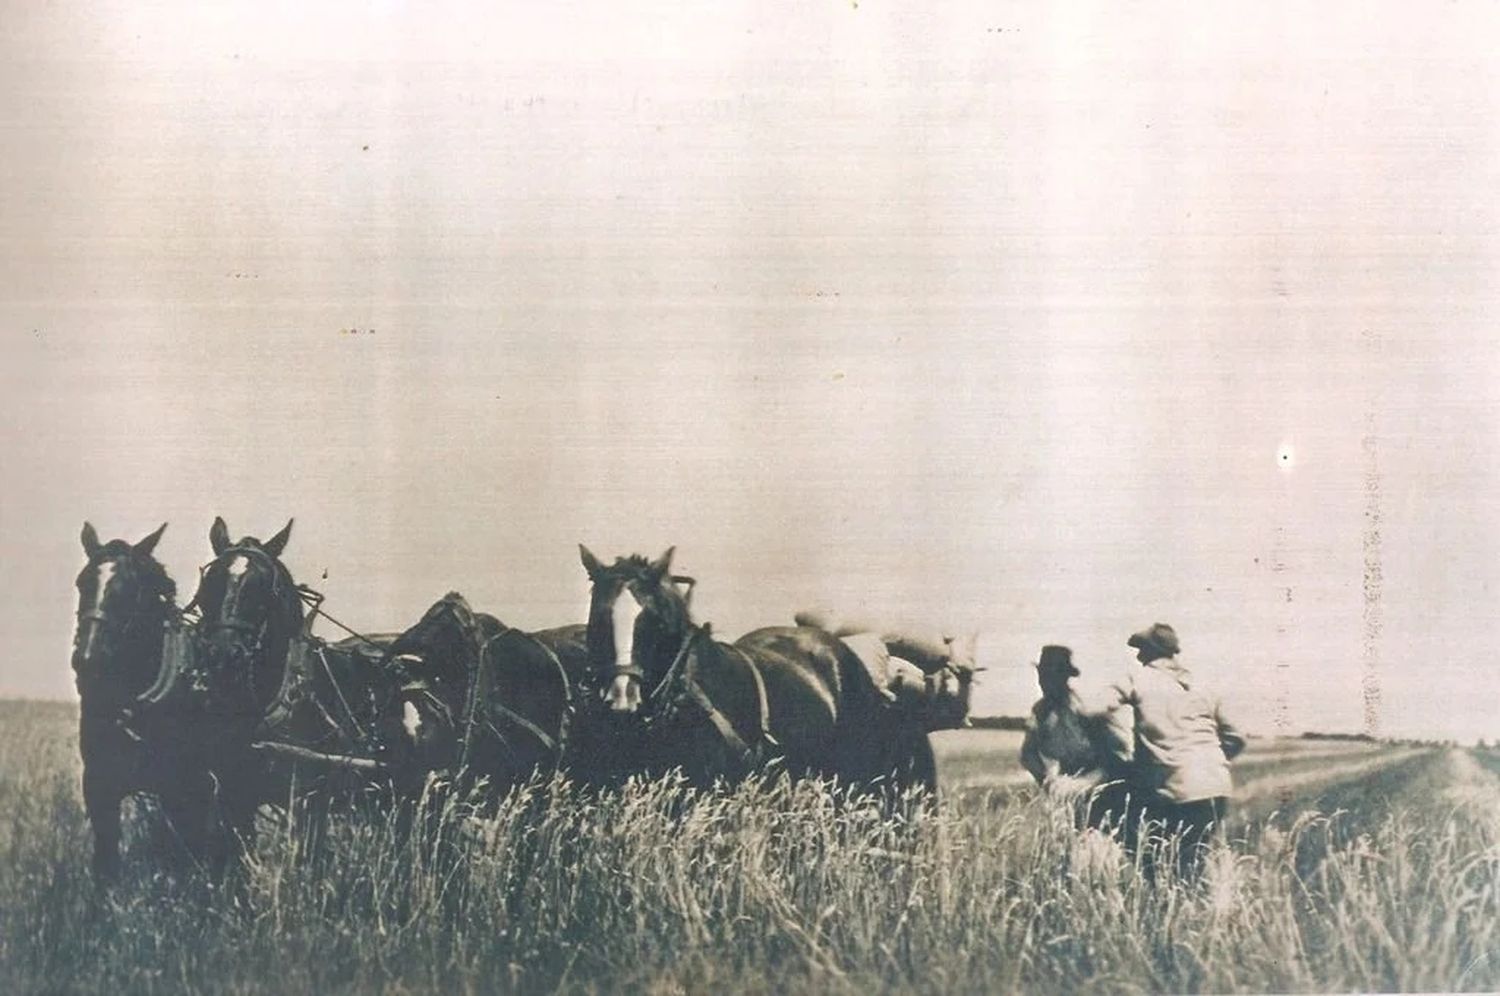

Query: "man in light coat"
left=1096, top=622, right=1245, bottom=878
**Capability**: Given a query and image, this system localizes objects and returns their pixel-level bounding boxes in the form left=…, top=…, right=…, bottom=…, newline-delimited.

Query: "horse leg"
left=82, top=766, right=123, bottom=883
left=896, top=732, right=940, bottom=814
left=211, top=776, right=263, bottom=880
left=902, top=732, right=939, bottom=798
left=159, top=769, right=254, bottom=880
left=224, top=804, right=257, bottom=871
left=159, top=775, right=219, bottom=873
left=296, top=792, right=332, bottom=870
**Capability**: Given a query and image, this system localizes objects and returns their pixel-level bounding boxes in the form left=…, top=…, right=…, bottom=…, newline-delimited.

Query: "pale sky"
left=3, top=2, right=1498, bottom=741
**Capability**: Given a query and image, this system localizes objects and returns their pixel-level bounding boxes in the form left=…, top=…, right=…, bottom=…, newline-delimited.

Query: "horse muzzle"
left=604, top=672, right=643, bottom=714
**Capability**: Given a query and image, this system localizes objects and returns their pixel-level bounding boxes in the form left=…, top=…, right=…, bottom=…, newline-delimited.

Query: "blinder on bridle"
left=74, top=606, right=115, bottom=633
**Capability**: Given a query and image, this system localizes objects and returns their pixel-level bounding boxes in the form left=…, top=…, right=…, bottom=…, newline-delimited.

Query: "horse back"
left=731, top=626, right=854, bottom=761
left=734, top=626, right=845, bottom=687
left=469, top=629, right=571, bottom=772
left=530, top=624, right=590, bottom=681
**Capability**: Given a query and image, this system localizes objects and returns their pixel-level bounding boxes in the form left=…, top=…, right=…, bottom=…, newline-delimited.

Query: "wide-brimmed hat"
left=1127, top=622, right=1180, bottom=656
left=1036, top=644, right=1079, bottom=675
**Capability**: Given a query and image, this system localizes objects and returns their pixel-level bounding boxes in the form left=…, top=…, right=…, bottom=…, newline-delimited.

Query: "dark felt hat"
left=1127, top=622, right=1180, bottom=656
left=1036, top=644, right=1079, bottom=675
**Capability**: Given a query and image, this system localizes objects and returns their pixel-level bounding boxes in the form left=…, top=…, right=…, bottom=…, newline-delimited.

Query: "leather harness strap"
left=316, top=644, right=374, bottom=748
left=681, top=675, right=755, bottom=760
left=478, top=632, right=561, bottom=754
left=487, top=699, right=558, bottom=754
left=648, top=625, right=704, bottom=701
left=722, top=643, right=774, bottom=751
left=660, top=627, right=773, bottom=764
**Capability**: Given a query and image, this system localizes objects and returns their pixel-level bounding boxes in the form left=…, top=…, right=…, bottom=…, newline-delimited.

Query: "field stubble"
left=1, top=702, right=1498, bottom=995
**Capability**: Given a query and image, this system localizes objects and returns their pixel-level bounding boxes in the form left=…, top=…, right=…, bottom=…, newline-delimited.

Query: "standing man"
left=1020, top=645, right=1126, bottom=830
left=1098, top=622, right=1246, bottom=878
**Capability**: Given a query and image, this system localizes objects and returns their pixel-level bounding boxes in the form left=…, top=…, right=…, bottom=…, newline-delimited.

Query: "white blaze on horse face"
left=222, top=554, right=250, bottom=615
left=81, top=562, right=117, bottom=659
left=402, top=700, right=423, bottom=741
left=605, top=590, right=644, bottom=713
left=92, top=562, right=117, bottom=613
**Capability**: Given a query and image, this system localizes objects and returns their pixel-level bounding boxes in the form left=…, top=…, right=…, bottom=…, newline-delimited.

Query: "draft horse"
left=578, top=546, right=940, bottom=799
left=184, top=517, right=410, bottom=859
left=73, top=522, right=218, bottom=880
left=384, top=591, right=581, bottom=800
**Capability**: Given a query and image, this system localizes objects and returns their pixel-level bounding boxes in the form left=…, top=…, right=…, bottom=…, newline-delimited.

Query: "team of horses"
left=71, top=519, right=976, bottom=880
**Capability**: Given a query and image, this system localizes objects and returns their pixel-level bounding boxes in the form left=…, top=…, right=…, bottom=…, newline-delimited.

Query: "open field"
left=3, top=700, right=1499, bottom=994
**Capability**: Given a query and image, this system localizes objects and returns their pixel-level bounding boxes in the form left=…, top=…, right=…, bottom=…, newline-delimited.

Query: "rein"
left=295, top=585, right=390, bottom=651
left=647, top=624, right=705, bottom=703
left=456, top=622, right=505, bottom=771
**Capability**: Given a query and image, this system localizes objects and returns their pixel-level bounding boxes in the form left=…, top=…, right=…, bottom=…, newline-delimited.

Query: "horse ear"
left=263, top=519, right=294, bottom=558
left=649, top=546, right=676, bottom=579
left=579, top=544, right=605, bottom=580
left=134, top=522, right=168, bottom=557
left=209, top=516, right=230, bottom=556
left=81, top=522, right=102, bottom=559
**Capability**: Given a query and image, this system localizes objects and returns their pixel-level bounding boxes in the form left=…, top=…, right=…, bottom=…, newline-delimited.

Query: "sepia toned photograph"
left=3, top=2, right=1498, bottom=993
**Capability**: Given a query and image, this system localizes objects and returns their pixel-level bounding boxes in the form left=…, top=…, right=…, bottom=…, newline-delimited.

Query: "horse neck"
left=532, top=624, right=591, bottom=683
left=639, top=605, right=696, bottom=682
left=428, top=622, right=479, bottom=680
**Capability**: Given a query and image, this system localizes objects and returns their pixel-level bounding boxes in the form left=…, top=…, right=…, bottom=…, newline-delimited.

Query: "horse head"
left=385, top=592, right=482, bottom=771
left=928, top=631, right=982, bottom=729
left=580, top=545, right=698, bottom=716
left=190, top=516, right=302, bottom=717
left=387, top=592, right=479, bottom=694
left=73, top=521, right=176, bottom=702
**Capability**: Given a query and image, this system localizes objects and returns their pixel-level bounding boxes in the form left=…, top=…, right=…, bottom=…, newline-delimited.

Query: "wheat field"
left=2, top=700, right=1498, bottom=995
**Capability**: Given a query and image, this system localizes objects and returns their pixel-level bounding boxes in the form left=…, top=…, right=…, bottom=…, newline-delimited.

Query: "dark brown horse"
left=73, top=522, right=219, bottom=880
left=184, top=517, right=412, bottom=859
left=384, top=591, right=580, bottom=798
left=578, top=546, right=940, bottom=799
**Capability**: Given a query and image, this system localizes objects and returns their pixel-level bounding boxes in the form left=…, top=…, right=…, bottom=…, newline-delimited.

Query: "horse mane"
left=646, top=577, right=690, bottom=633
left=605, top=555, right=693, bottom=637
left=627, top=558, right=692, bottom=616
left=616, top=554, right=654, bottom=571
left=397, top=592, right=475, bottom=649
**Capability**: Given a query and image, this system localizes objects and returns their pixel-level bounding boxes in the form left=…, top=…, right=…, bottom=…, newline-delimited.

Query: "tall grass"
left=1, top=703, right=1498, bottom=994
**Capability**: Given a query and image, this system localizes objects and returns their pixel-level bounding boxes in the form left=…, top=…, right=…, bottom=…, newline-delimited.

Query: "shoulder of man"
left=1071, top=661, right=1138, bottom=712
left=1164, top=654, right=1221, bottom=694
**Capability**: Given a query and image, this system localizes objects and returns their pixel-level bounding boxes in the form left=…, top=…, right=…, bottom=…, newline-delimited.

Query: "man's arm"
left=1019, top=713, right=1048, bottom=785
left=1087, top=677, right=1137, bottom=772
left=1216, top=699, right=1246, bottom=760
